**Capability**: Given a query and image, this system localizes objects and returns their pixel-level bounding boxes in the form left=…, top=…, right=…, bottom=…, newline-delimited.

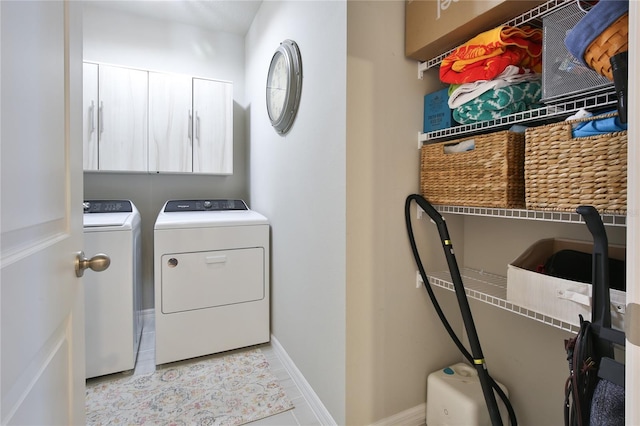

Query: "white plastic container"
left=507, top=238, right=626, bottom=330
left=426, top=363, right=509, bottom=426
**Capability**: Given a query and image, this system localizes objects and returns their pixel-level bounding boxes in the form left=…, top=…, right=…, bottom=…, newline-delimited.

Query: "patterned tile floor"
left=95, top=311, right=322, bottom=426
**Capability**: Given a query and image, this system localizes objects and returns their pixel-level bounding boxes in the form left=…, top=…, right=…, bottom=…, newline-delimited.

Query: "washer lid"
left=84, top=212, right=134, bottom=229
left=155, top=209, right=268, bottom=229
left=83, top=200, right=139, bottom=230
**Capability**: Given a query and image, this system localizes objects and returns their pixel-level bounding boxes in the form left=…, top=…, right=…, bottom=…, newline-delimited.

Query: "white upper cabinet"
left=83, top=63, right=233, bottom=175
left=148, top=72, right=193, bottom=173
left=83, top=63, right=99, bottom=170
left=193, top=78, right=233, bottom=175
left=98, top=64, right=148, bottom=172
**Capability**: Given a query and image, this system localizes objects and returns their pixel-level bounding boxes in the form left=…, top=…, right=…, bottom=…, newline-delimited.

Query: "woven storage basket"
left=420, top=131, right=525, bottom=208
left=584, top=13, right=628, bottom=81
left=525, top=114, right=627, bottom=214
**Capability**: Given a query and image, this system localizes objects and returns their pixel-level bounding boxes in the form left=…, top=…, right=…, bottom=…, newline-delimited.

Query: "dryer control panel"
left=84, top=200, right=133, bottom=213
left=164, top=199, right=248, bottom=212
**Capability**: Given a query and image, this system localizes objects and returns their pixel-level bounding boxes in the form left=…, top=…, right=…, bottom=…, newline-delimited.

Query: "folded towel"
left=566, top=108, right=593, bottom=121
left=440, top=25, right=542, bottom=84
left=572, top=111, right=627, bottom=137
left=453, top=80, right=541, bottom=124
left=565, top=0, right=629, bottom=65
left=448, top=66, right=539, bottom=108
left=443, top=139, right=475, bottom=154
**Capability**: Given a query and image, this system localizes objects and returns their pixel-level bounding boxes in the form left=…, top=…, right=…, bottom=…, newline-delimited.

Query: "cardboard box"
left=423, top=88, right=452, bottom=132
left=405, top=0, right=546, bottom=61
left=507, top=238, right=626, bottom=330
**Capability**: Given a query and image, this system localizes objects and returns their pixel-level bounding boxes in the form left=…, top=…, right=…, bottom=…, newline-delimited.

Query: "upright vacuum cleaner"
left=564, top=206, right=625, bottom=426
left=405, top=194, right=517, bottom=426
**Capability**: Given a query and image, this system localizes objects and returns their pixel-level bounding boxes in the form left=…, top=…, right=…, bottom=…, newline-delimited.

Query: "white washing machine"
left=83, top=200, right=142, bottom=378
left=154, top=199, right=270, bottom=365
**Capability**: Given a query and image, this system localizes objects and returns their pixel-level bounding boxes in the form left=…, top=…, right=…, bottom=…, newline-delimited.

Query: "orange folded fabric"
left=440, top=25, right=543, bottom=84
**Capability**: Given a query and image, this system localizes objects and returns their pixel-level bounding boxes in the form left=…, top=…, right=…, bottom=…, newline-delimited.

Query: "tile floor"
left=92, top=311, right=323, bottom=426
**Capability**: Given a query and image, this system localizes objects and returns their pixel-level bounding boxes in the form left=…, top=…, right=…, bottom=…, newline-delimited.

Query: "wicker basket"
left=542, top=2, right=613, bottom=103
left=525, top=115, right=627, bottom=214
left=420, top=131, right=525, bottom=208
left=584, top=13, right=628, bottom=81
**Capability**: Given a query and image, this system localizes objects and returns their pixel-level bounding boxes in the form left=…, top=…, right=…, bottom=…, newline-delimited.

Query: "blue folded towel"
left=573, top=110, right=627, bottom=137
left=564, top=0, right=629, bottom=65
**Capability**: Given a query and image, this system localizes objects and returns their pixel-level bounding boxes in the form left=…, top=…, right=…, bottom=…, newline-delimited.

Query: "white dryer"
left=83, top=199, right=143, bottom=378
left=154, top=199, right=270, bottom=365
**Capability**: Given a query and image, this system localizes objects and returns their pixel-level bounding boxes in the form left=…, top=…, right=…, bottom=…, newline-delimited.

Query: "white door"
left=98, top=64, right=148, bottom=172
left=628, top=3, right=639, bottom=423
left=148, top=72, right=193, bottom=172
left=1, top=1, right=86, bottom=424
left=193, top=78, right=233, bottom=174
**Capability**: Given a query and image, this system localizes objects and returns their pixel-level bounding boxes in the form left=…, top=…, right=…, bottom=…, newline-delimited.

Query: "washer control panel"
left=164, top=199, right=248, bottom=212
left=84, top=200, right=133, bottom=213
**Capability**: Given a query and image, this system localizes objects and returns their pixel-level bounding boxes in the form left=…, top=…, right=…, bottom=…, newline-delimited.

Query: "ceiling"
left=89, top=0, right=263, bottom=35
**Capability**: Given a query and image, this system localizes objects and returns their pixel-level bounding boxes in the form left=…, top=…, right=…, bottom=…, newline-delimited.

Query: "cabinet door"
left=192, top=78, right=233, bottom=174
left=148, top=72, right=193, bottom=173
left=82, top=63, right=98, bottom=170
left=98, top=65, right=148, bottom=172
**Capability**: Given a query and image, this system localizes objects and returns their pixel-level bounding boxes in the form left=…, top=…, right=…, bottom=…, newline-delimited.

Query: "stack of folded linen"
left=452, top=79, right=541, bottom=124
left=439, top=25, right=543, bottom=125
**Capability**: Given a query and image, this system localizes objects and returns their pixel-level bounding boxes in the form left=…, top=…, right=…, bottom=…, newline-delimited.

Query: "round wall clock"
left=266, top=39, right=302, bottom=134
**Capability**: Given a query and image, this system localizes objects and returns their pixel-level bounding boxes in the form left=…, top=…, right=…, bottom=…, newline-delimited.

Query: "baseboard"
left=270, top=335, right=337, bottom=426
left=369, top=403, right=426, bottom=426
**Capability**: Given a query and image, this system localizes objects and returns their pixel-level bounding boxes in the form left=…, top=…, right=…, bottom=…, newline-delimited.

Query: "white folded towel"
left=443, top=139, right=475, bottom=154
left=448, top=66, right=540, bottom=108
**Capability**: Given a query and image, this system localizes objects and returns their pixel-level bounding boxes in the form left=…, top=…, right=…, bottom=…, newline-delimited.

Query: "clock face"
left=266, top=52, right=289, bottom=123
left=265, top=40, right=302, bottom=134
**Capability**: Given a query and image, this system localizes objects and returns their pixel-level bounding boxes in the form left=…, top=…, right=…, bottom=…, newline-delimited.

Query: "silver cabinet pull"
left=188, top=110, right=193, bottom=141
left=195, top=112, right=200, bottom=141
left=98, top=101, right=104, bottom=134
left=89, top=101, right=95, bottom=133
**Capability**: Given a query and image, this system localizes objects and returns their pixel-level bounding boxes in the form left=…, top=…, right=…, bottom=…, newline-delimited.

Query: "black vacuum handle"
left=411, top=193, right=451, bottom=242
left=576, top=206, right=608, bottom=255
left=576, top=205, right=611, bottom=329
left=408, top=194, right=503, bottom=426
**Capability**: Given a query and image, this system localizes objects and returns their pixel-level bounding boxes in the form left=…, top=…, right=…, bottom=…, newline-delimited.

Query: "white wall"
left=245, top=1, right=348, bottom=423
left=83, top=4, right=249, bottom=309
left=346, top=2, right=463, bottom=424
left=83, top=4, right=245, bottom=90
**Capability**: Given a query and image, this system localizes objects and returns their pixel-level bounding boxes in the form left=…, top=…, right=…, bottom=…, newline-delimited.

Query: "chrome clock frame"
left=266, top=39, right=303, bottom=134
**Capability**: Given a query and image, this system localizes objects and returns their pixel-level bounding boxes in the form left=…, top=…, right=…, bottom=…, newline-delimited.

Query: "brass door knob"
left=75, top=251, right=110, bottom=277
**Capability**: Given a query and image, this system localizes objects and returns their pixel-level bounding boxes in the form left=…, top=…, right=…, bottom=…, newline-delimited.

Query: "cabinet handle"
left=195, top=113, right=201, bottom=141
left=205, top=255, right=227, bottom=264
left=188, top=110, right=193, bottom=141
left=98, top=101, right=104, bottom=134
left=89, top=101, right=95, bottom=133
